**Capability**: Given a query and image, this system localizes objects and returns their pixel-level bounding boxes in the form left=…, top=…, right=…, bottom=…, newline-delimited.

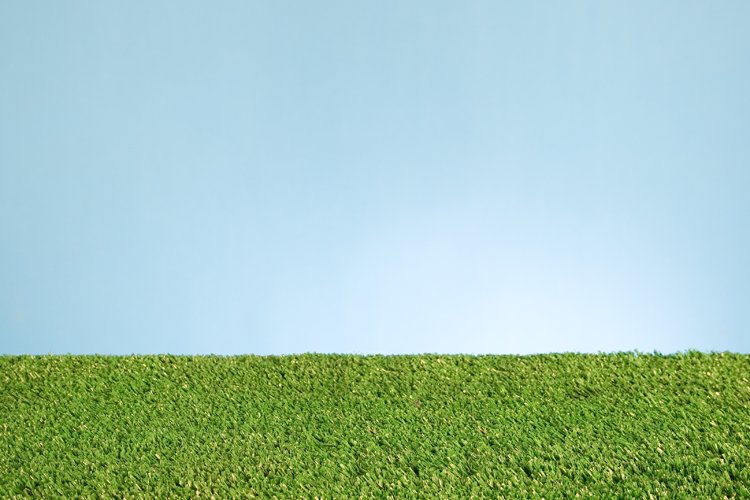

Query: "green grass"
left=1, top=352, right=749, bottom=497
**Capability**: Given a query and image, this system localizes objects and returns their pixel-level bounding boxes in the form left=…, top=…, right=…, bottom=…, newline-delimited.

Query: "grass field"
left=1, top=352, right=749, bottom=497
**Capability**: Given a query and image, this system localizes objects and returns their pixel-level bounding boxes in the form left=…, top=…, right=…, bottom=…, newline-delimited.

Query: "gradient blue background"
left=1, top=1, right=748, bottom=355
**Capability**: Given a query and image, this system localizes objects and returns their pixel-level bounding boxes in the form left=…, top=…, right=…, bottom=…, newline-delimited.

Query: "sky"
left=1, top=1, right=749, bottom=355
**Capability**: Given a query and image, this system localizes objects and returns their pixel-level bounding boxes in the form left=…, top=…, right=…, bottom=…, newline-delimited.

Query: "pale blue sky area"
left=1, top=1, right=749, bottom=355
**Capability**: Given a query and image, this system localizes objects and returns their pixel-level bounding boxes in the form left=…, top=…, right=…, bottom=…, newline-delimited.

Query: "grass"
left=1, top=352, right=749, bottom=497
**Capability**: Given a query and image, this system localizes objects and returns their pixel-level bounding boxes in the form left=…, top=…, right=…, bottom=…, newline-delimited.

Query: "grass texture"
left=1, top=352, right=749, bottom=497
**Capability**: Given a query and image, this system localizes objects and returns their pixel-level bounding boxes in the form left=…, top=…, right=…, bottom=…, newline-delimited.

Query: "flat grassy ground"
left=1, top=353, right=749, bottom=498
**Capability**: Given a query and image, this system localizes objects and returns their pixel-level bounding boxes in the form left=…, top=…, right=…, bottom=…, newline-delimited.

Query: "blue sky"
left=1, top=1, right=749, bottom=355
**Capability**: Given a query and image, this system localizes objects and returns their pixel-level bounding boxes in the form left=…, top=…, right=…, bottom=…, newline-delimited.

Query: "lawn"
left=1, top=352, right=749, bottom=497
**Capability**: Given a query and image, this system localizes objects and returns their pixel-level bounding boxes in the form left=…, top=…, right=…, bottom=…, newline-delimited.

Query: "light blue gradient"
left=1, top=1, right=749, bottom=355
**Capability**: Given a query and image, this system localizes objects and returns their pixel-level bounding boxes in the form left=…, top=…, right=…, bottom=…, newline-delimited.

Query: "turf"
left=1, top=353, right=749, bottom=497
